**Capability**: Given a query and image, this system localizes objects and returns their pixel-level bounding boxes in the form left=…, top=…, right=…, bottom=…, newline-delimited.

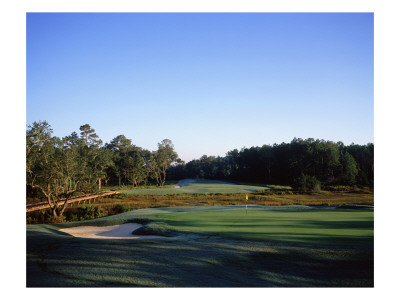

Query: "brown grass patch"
left=86, top=190, right=373, bottom=210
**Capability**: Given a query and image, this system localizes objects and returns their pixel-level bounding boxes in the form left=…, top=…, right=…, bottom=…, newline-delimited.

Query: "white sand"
left=59, top=223, right=166, bottom=240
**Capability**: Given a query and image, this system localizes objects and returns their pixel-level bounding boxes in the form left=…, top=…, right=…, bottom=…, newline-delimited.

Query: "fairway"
left=24, top=12, right=376, bottom=289
left=151, top=207, right=373, bottom=247
left=122, top=178, right=270, bottom=195
left=27, top=205, right=373, bottom=287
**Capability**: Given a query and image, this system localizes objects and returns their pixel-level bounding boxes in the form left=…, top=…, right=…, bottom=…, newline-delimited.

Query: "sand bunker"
left=59, top=223, right=166, bottom=240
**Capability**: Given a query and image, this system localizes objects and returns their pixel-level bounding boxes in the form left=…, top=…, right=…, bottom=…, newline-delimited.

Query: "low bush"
left=325, top=185, right=352, bottom=192
left=110, top=204, right=129, bottom=215
left=48, top=216, right=66, bottom=224
left=26, top=210, right=53, bottom=224
left=111, top=194, right=131, bottom=199
left=77, top=205, right=104, bottom=220
left=69, top=214, right=79, bottom=222
left=132, top=222, right=179, bottom=237
left=293, top=174, right=321, bottom=193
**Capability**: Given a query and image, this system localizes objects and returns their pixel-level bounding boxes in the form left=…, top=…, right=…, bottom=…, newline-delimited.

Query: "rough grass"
left=91, top=190, right=373, bottom=211
left=103, top=178, right=373, bottom=209
left=27, top=188, right=373, bottom=224
left=26, top=205, right=373, bottom=287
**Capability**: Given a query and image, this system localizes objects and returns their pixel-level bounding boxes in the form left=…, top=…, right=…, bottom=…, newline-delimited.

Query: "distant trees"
left=26, top=121, right=180, bottom=217
left=104, top=136, right=179, bottom=187
left=167, top=138, right=374, bottom=188
left=342, top=152, right=358, bottom=185
left=27, top=121, right=374, bottom=215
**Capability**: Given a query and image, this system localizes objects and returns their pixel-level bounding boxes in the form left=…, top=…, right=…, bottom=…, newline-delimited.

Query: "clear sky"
left=27, top=13, right=373, bottom=162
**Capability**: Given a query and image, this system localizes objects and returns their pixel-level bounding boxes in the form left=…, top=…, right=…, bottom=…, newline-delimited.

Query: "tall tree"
left=153, top=139, right=179, bottom=186
left=126, top=146, right=151, bottom=187
left=79, top=124, right=102, bottom=147
left=105, top=135, right=132, bottom=186
left=27, top=122, right=83, bottom=218
left=92, top=147, right=114, bottom=192
left=342, top=152, right=358, bottom=185
left=77, top=124, right=103, bottom=188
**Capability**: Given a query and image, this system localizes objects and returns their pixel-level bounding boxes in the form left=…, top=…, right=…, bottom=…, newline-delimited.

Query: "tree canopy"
left=26, top=121, right=180, bottom=217
left=168, top=138, right=374, bottom=188
left=27, top=121, right=374, bottom=219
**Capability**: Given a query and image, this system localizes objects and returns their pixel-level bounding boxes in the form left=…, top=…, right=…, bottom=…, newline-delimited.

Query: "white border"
left=1, top=0, right=399, bottom=299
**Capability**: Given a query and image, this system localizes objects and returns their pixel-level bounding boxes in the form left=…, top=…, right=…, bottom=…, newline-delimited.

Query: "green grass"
left=27, top=205, right=373, bottom=287
left=150, top=207, right=373, bottom=247
left=121, top=178, right=269, bottom=195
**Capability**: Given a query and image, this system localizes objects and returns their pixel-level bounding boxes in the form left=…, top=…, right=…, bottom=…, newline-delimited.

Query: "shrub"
left=69, top=214, right=79, bottom=222
left=112, top=194, right=130, bottom=199
left=26, top=210, right=53, bottom=224
left=132, top=222, right=179, bottom=237
left=293, top=174, right=321, bottom=193
left=324, top=185, right=352, bottom=192
left=48, top=216, right=66, bottom=224
left=112, top=204, right=129, bottom=215
left=78, top=205, right=104, bottom=220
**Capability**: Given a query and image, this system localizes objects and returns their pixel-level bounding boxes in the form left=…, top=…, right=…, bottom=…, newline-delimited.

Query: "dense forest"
left=27, top=121, right=373, bottom=217
left=168, top=138, right=373, bottom=190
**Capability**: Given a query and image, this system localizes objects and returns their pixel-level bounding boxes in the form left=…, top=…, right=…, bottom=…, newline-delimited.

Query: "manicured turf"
left=26, top=205, right=374, bottom=287
left=122, top=178, right=269, bottom=195
left=151, top=207, right=373, bottom=247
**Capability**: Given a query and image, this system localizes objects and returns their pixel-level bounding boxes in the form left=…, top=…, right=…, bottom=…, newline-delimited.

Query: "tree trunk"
left=162, top=165, right=167, bottom=186
left=154, top=169, right=161, bottom=186
left=47, top=194, right=58, bottom=218
left=119, top=175, right=121, bottom=187
left=161, top=173, right=166, bottom=186
left=59, top=199, right=70, bottom=217
left=52, top=207, right=58, bottom=218
left=98, top=177, right=101, bottom=193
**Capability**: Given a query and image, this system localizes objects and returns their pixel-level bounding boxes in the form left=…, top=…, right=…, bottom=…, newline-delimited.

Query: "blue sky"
left=27, top=13, right=373, bottom=162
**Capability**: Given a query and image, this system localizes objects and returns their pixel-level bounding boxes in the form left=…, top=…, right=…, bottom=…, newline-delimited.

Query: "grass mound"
left=132, top=222, right=179, bottom=237
left=125, top=217, right=153, bottom=225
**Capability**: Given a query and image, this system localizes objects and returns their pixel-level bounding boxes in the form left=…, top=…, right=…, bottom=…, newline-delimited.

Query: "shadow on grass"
left=27, top=225, right=373, bottom=287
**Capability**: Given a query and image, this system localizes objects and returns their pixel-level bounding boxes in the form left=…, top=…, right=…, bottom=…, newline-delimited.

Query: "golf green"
left=121, top=178, right=269, bottom=195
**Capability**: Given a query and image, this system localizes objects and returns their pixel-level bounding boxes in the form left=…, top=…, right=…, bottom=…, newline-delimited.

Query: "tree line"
left=26, top=121, right=179, bottom=218
left=27, top=121, right=373, bottom=217
left=167, top=138, right=374, bottom=190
